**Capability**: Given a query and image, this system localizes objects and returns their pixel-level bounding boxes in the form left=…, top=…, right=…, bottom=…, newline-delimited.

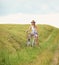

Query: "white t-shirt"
left=31, top=26, right=37, bottom=34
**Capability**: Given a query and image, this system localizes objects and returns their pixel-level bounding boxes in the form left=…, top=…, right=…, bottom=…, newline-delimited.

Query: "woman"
left=26, top=20, right=39, bottom=46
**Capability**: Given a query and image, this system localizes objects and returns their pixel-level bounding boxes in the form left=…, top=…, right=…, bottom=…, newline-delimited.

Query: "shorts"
left=31, top=32, right=38, bottom=37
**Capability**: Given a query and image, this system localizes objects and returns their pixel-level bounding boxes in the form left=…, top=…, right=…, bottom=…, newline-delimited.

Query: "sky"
left=0, top=0, right=59, bottom=28
left=0, top=0, right=59, bottom=15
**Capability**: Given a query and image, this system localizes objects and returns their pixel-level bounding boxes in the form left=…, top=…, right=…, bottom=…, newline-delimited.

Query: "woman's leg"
left=35, top=35, right=39, bottom=46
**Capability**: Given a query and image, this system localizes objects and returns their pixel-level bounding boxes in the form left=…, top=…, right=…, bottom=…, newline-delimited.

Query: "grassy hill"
left=0, top=24, right=59, bottom=65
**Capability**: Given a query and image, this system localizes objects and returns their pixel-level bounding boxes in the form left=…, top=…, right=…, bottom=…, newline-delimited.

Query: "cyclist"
left=26, top=20, right=39, bottom=46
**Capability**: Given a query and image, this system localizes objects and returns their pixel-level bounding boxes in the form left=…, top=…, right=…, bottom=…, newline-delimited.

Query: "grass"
left=0, top=24, right=59, bottom=65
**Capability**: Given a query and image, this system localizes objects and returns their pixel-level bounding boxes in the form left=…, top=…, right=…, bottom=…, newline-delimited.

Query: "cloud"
left=0, top=13, right=59, bottom=28
left=0, top=0, right=59, bottom=15
left=16, top=0, right=27, bottom=2
left=41, top=4, right=49, bottom=10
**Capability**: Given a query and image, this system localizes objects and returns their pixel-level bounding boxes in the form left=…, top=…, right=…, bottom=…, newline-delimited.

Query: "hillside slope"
left=0, top=24, right=59, bottom=65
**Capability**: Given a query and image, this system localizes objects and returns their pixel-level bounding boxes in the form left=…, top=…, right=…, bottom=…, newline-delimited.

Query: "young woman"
left=26, top=20, right=39, bottom=46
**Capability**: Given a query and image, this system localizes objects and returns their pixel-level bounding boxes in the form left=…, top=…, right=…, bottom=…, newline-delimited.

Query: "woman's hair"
left=31, top=20, right=36, bottom=23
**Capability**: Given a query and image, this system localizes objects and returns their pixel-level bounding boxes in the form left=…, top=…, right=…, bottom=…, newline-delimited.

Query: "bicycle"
left=26, top=31, right=36, bottom=47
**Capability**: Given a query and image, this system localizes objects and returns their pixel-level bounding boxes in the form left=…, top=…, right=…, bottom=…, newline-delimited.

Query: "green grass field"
left=0, top=24, right=59, bottom=65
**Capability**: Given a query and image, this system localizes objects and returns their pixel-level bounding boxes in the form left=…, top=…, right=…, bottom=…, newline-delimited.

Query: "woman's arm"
left=26, top=26, right=31, bottom=33
left=36, top=25, right=38, bottom=32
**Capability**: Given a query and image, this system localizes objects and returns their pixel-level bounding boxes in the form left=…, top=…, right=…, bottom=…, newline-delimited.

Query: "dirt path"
left=51, top=44, right=59, bottom=65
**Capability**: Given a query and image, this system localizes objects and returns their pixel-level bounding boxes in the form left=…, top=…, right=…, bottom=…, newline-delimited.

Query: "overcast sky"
left=0, top=0, right=59, bottom=16
left=0, top=0, right=59, bottom=28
